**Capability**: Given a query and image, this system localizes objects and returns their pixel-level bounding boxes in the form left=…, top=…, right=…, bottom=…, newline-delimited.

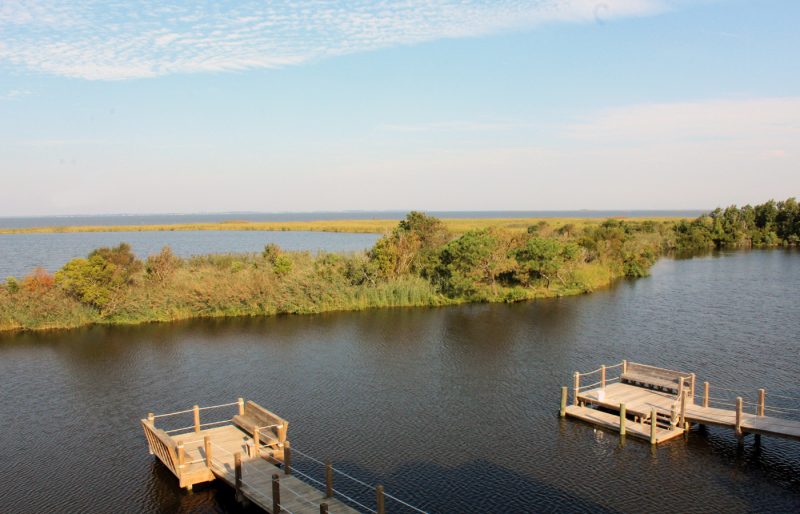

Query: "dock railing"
left=145, top=399, right=245, bottom=436
left=571, top=361, right=626, bottom=406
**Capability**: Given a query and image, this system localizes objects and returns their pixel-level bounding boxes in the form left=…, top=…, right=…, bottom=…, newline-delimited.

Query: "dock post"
left=670, top=403, right=677, bottom=429
left=325, top=461, right=334, bottom=498
left=320, top=503, right=329, bottom=514
left=622, top=360, right=627, bottom=374
left=703, top=382, right=709, bottom=408
left=284, top=441, right=292, bottom=475
left=573, top=372, right=580, bottom=406
left=204, top=436, right=212, bottom=469
left=238, top=398, right=245, bottom=416
left=689, top=374, right=696, bottom=403
left=758, top=389, right=765, bottom=416
left=619, top=403, right=626, bottom=436
left=601, top=365, right=606, bottom=388
left=560, top=386, right=567, bottom=417
left=376, top=484, right=385, bottom=514
left=193, top=405, right=200, bottom=433
left=735, top=397, right=743, bottom=436
left=147, top=412, right=155, bottom=426
left=679, top=390, right=687, bottom=429
left=678, top=377, right=685, bottom=400
left=272, top=474, right=281, bottom=513
left=177, top=442, right=185, bottom=475
left=253, top=428, right=260, bottom=457
left=234, top=452, right=243, bottom=502
left=650, top=407, right=657, bottom=445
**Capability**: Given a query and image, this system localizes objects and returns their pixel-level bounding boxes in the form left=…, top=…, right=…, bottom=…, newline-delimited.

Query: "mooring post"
left=573, top=372, right=580, bottom=406
left=234, top=452, right=243, bottom=502
left=678, top=376, right=685, bottom=401
left=622, top=359, right=628, bottom=374
left=689, top=373, right=696, bottom=403
left=237, top=398, right=245, bottom=416
left=679, top=390, right=687, bottom=429
left=320, top=503, right=329, bottom=514
left=703, top=382, right=709, bottom=408
left=560, top=386, right=567, bottom=417
left=619, top=403, right=626, bottom=436
left=177, top=442, right=185, bottom=474
left=650, top=407, right=657, bottom=445
left=204, top=436, right=212, bottom=468
left=735, top=397, right=743, bottom=436
left=252, top=427, right=260, bottom=457
left=284, top=440, right=292, bottom=475
left=758, top=389, right=766, bottom=416
left=193, top=405, right=201, bottom=433
left=601, top=365, right=606, bottom=388
left=376, top=484, right=385, bottom=514
left=325, top=461, right=334, bottom=498
left=272, top=474, right=281, bottom=513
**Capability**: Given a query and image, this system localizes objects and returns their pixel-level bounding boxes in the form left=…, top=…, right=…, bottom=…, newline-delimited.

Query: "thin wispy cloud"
left=379, top=120, right=530, bottom=132
left=0, top=88, right=32, bottom=100
left=0, top=0, right=673, bottom=80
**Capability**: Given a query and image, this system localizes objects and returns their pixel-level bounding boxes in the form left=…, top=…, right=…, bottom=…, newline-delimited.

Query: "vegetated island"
left=1, top=198, right=798, bottom=333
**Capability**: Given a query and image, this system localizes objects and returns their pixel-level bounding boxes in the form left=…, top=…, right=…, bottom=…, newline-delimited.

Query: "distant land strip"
left=0, top=216, right=688, bottom=235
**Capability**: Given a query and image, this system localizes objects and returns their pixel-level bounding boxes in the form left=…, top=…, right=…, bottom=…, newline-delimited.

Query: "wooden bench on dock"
left=232, top=400, right=288, bottom=458
left=621, top=362, right=694, bottom=397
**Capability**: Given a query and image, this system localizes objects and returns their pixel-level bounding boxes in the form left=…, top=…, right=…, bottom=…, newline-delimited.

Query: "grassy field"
left=0, top=216, right=688, bottom=235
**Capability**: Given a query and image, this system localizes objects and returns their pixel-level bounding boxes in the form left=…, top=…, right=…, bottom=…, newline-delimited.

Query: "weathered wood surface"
left=579, top=382, right=676, bottom=419
left=683, top=404, right=800, bottom=440
left=564, top=405, right=684, bottom=443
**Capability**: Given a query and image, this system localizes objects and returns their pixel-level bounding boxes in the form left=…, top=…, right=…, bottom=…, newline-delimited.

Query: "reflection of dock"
left=141, top=399, right=427, bottom=514
left=560, top=361, right=800, bottom=444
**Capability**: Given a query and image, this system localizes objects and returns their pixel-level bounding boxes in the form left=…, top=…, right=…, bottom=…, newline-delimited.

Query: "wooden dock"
left=560, top=361, right=800, bottom=444
left=141, top=398, right=427, bottom=514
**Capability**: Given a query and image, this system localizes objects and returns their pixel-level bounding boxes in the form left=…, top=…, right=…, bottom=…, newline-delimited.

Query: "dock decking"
left=560, top=360, right=800, bottom=444
left=141, top=398, right=426, bottom=514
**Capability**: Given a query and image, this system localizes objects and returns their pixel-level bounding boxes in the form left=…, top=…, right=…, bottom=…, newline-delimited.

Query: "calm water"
left=0, top=210, right=704, bottom=229
left=1, top=250, right=799, bottom=513
left=0, top=231, right=381, bottom=278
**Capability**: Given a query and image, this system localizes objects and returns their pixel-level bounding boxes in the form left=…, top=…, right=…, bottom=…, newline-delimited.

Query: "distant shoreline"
left=0, top=216, right=689, bottom=235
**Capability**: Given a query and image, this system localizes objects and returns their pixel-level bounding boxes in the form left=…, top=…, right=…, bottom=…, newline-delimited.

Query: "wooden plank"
left=564, top=405, right=684, bottom=444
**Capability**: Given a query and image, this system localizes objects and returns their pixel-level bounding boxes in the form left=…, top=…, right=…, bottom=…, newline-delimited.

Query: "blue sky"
left=1, top=0, right=798, bottom=216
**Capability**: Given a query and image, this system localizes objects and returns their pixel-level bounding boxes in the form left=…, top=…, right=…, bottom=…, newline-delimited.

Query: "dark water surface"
left=0, top=231, right=381, bottom=278
left=1, top=250, right=799, bottom=513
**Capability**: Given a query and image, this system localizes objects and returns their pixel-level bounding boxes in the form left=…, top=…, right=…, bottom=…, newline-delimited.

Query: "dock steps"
left=564, top=405, right=685, bottom=443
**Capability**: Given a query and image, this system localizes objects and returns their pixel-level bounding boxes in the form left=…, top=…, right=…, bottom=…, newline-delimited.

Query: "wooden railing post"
left=284, top=440, right=292, bottom=475
left=325, top=461, right=333, bottom=498
left=238, top=398, right=245, bottom=416
left=234, top=452, right=243, bottom=502
left=204, top=436, right=212, bottom=469
left=619, top=403, right=626, bottom=436
left=147, top=412, right=155, bottom=426
left=703, top=382, right=709, bottom=408
left=272, top=474, right=281, bottom=513
left=689, top=373, right=696, bottom=403
left=735, top=397, right=743, bottom=436
left=679, top=390, right=687, bottom=429
left=573, top=372, right=580, bottom=406
left=320, top=503, right=329, bottom=514
left=376, top=484, right=385, bottom=514
left=678, top=376, right=685, bottom=400
left=177, top=442, right=185, bottom=476
left=758, top=389, right=765, bottom=416
left=560, top=386, right=567, bottom=417
left=146, top=413, right=155, bottom=454
left=650, top=407, right=657, bottom=445
left=193, top=405, right=201, bottom=433
left=601, top=365, right=606, bottom=388
left=622, top=360, right=628, bottom=374
left=253, top=427, right=260, bottom=457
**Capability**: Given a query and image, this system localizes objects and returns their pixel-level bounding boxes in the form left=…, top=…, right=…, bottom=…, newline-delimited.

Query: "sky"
left=1, top=0, right=798, bottom=216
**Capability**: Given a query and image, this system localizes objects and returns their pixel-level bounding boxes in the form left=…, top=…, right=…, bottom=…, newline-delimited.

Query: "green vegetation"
left=1, top=199, right=797, bottom=333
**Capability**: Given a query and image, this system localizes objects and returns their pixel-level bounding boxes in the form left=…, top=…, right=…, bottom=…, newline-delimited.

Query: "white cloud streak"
left=0, top=0, right=673, bottom=80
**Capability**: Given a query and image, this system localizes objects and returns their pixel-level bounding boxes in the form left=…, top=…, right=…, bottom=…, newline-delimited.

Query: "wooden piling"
left=272, top=474, right=281, bottom=513
left=376, top=484, right=385, bottom=514
left=234, top=452, right=243, bottom=502
left=204, top=436, right=212, bottom=468
left=650, top=407, right=657, bottom=445
left=284, top=441, right=292, bottom=475
left=193, top=405, right=201, bottom=433
left=735, top=397, right=743, bottom=436
left=560, top=386, right=567, bottom=417
left=622, top=359, right=628, bottom=374
left=573, top=372, right=580, bottom=406
left=689, top=373, right=696, bottom=403
left=758, top=389, right=765, bottom=416
left=253, top=427, right=260, bottom=457
left=325, top=461, right=333, bottom=498
left=678, top=376, right=685, bottom=400
left=147, top=412, right=154, bottom=425
left=703, top=382, right=709, bottom=408
left=237, top=398, right=245, bottom=416
left=679, top=390, right=687, bottom=429
left=320, top=503, right=329, bottom=514
left=619, top=403, right=626, bottom=436
left=601, top=365, right=606, bottom=388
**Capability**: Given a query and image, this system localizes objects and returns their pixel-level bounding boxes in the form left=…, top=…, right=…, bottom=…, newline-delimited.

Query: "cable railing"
left=145, top=399, right=245, bottom=435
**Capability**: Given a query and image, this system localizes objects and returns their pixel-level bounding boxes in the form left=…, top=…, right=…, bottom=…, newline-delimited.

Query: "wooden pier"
left=560, top=361, right=800, bottom=444
left=141, top=398, right=427, bottom=514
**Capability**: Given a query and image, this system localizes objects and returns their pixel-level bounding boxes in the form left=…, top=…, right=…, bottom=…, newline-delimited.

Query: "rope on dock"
left=767, top=393, right=800, bottom=401
left=153, top=401, right=240, bottom=419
